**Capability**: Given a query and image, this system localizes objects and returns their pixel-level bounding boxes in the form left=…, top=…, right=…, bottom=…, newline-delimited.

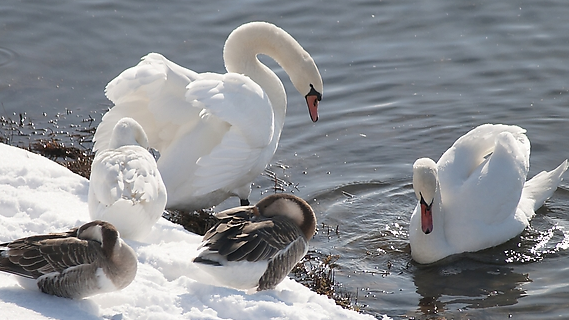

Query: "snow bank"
left=0, top=143, right=381, bottom=320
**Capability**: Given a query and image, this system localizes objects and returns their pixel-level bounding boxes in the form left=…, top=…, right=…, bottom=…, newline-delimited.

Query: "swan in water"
left=93, top=21, right=323, bottom=211
left=410, top=124, right=568, bottom=264
left=193, top=193, right=316, bottom=291
left=0, top=220, right=137, bottom=299
left=89, top=117, right=167, bottom=241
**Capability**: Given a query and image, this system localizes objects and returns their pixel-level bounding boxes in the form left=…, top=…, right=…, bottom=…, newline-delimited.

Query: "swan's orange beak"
left=305, top=84, right=321, bottom=122
left=420, top=196, right=433, bottom=234
left=306, top=95, right=319, bottom=122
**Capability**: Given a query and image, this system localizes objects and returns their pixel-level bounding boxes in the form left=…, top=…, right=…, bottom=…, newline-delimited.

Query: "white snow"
left=0, top=143, right=382, bottom=320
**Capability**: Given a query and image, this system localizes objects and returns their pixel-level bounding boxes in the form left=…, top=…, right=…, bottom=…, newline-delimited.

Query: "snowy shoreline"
left=0, top=143, right=386, bottom=320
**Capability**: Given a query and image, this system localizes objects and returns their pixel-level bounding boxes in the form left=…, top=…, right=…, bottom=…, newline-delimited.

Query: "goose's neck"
left=223, top=23, right=308, bottom=132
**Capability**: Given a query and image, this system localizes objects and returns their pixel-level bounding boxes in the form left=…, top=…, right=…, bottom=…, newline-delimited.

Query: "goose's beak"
left=305, top=85, right=321, bottom=122
left=420, top=195, right=433, bottom=234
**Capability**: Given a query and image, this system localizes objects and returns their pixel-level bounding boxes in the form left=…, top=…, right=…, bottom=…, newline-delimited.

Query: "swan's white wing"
left=192, top=128, right=265, bottom=196
left=98, top=54, right=282, bottom=210
left=431, top=128, right=531, bottom=255
left=518, top=159, right=568, bottom=219
left=88, top=146, right=167, bottom=220
left=187, top=73, right=274, bottom=147
left=438, top=124, right=527, bottom=195
left=91, top=148, right=156, bottom=204
left=107, top=53, right=200, bottom=117
left=95, top=53, right=201, bottom=152
left=451, top=131, right=530, bottom=226
left=186, top=73, right=275, bottom=196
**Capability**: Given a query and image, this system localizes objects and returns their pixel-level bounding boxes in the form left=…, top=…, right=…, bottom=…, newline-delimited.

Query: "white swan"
left=193, top=193, right=316, bottom=291
left=410, top=124, right=568, bottom=264
left=89, top=117, right=167, bottom=240
left=0, top=220, right=137, bottom=299
left=93, top=22, right=323, bottom=211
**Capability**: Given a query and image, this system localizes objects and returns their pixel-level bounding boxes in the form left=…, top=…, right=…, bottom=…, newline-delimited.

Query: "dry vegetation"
left=291, top=252, right=359, bottom=311
left=163, top=208, right=220, bottom=236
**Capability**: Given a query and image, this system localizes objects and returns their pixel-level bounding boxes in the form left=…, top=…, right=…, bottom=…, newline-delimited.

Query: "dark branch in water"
left=262, top=164, right=300, bottom=194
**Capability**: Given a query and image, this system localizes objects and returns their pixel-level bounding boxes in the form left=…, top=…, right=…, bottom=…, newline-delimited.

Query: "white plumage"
left=410, top=124, right=568, bottom=264
left=89, top=117, right=167, bottom=241
left=93, top=21, right=323, bottom=211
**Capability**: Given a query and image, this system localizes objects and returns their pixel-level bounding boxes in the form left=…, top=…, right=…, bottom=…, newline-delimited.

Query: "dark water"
left=2, top=0, right=569, bottom=318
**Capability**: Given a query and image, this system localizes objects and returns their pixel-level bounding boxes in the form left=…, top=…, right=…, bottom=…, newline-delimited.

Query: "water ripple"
left=0, top=47, right=17, bottom=67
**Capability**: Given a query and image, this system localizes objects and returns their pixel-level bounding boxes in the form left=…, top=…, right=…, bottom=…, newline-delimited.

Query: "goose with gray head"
left=93, top=21, right=323, bottom=211
left=0, top=220, right=138, bottom=299
left=193, top=193, right=316, bottom=291
left=410, top=124, right=568, bottom=264
left=89, top=117, right=167, bottom=241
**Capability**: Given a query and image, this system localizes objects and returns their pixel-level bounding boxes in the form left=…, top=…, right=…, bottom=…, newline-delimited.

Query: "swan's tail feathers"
left=520, top=159, right=568, bottom=218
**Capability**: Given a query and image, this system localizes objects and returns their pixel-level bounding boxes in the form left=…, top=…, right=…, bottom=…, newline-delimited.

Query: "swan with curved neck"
left=224, top=21, right=322, bottom=124
left=94, top=22, right=323, bottom=211
left=409, top=124, right=568, bottom=264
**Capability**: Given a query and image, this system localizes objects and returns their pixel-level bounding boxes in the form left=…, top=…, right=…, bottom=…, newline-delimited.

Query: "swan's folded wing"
left=192, top=129, right=267, bottom=196
left=90, top=150, right=124, bottom=207
left=438, top=124, right=528, bottom=193
left=119, top=150, right=166, bottom=204
left=186, top=73, right=274, bottom=148
left=96, top=53, right=201, bottom=152
left=187, top=74, right=276, bottom=196
left=90, top=147, right=165, bottom=206
left=452, top=131, right=530, bottom=225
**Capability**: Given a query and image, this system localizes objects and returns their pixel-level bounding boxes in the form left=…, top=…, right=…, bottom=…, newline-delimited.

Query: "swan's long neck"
left=410, top=183, right=451, bottom=263
left=223, top=22, right=313, bottom=133
left=427, top=185, right=445, bottom=241
left=410, top=160, right=453, bottom=263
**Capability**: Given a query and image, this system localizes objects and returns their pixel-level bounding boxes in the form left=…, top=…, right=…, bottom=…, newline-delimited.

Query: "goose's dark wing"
left=202, top=207, right=306, bottom=263
left=257, top=235, right=308, bottom=290
left=0, top=229, right=102, bottom=279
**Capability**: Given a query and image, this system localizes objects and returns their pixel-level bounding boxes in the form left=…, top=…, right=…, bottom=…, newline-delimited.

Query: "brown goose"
left=193, top=193, right=316, bottom=291
left=0, top=220, right=137, bottom=299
